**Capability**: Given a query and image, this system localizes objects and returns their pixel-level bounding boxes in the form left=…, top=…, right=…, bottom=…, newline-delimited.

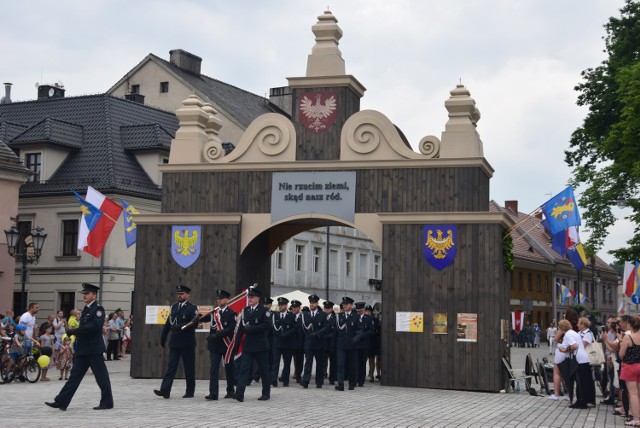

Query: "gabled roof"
left=0, top=94, right=179, bottom=199
left=120, top=123, right=173, bottom=152
left=10, top=117, right=84, bottom=149
left=490, top=200, right=616, bottom=274
left=108, top=53, right=285, bottom=128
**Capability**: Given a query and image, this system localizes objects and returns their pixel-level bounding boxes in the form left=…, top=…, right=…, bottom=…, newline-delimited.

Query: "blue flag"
left=566, top=242, right=588, bottom=271
left=121, top=199, right=138, bottom=248
left=72, top=190, right=103, bottom=231
left=541, top=186, right=581, bottom=235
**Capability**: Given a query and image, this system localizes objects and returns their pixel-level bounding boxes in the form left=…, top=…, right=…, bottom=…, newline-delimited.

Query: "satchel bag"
left=585, top=341, right=605, bottom=366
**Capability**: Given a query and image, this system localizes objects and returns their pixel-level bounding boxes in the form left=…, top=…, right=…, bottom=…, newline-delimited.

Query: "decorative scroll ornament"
left=257, top=125, right=288, bottom=156
left=422, top=225, right=457, bottom=270
left=349, top=123, right=381, bottom=154
left=171, top=225, right=201, bottom=269
left=203, top=140, right=224, bottom=162
left=299, top=91, right=337, bottom=132
left=418, top=135, right=440, bottom=158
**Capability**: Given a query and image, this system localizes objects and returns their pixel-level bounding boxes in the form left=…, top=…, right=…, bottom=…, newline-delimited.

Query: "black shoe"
left=18, top=375, right=26, bottom=382
left=329, top=381, right=335, bottom=385
left=182, top=393, right=194, bottom=398
left=301, top=380, right=309, bottom=389
left=224, top=393, right=236, bottom=399
left=271, top=380, right=277, bottom=387
left=295, top=376, right=301, bottom=383
left=257, top=395, right=270, bottom=401
left=93, top=405, right=113, bottom=410
left=569, top=403, right=588, bottom=409
left=236, top=395, right=244, bottom=402
left=253, top=375, right=260, bottom=382
left=316, top=384, right=322, bottom=389
left=45, top=401, right=67, bottom=411
left=205, top=395, right=218, bottom=400
left=282, top=383, right=289, bottom=387
left=357, top=383, right=364, bottom=387
left=348, top=385, right=355, bottom=390
left=600, top=400, right=616, bottom=405
left=153, top=389, right=170, bottom=399
left=335, top=384, right=344, bottom=391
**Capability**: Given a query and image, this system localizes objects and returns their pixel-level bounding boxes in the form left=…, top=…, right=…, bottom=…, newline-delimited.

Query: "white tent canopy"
left=271, top=289, right=326, bottom=310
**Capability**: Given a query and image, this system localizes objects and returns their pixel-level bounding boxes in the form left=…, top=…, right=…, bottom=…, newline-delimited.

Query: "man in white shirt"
left=19, top=302, right=39, bottom=347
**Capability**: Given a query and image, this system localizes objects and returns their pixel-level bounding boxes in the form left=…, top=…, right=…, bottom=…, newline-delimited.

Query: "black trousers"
left=357, top=348, right=368, bottom=385
left=209, top=350, right=235, bottom=397
left=160, top=346, right=195, bottom=395
left=236, top=350, right=270, bottom=398
left=327, top=348, right=337, bottom=383
left=303, top=348, right=325, bottom=386
left=54, top=353, right=113, bottom=408
left=106, top=339, right=119, bottom=360
left=293, top=349, right=304, bottom=380
left=337, top=348, right=358, bottom=387
left=271, top=346, right=292, bottom=385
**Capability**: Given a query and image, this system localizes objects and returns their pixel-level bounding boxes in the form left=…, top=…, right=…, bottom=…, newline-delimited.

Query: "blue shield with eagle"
left=171, top=225, right=201, bottom=268
left=422, top=225, right=457, bottom=270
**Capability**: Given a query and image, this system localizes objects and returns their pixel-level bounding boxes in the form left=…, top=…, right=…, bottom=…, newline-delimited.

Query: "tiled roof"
left=120, top=123, right=173, bottom=152
left=148, top=54, right=284, bottom=126
left=0, top=94, right=179, bottom=199
left=11, top=117, right=83, bottom=149
left=491, top=200, right=616, bottom=274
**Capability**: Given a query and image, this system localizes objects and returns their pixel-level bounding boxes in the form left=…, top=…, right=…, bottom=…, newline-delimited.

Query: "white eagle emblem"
left=300, top=94, right=337, bottom=132
left=425, top=229, right=455, bottom=259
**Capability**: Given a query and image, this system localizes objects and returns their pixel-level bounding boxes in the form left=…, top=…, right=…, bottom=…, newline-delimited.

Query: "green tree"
left=566, top=0, right=640, bottom=262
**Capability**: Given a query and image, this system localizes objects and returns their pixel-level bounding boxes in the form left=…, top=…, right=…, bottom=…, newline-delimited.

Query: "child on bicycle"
left=8, top=324, right=40, bottom=381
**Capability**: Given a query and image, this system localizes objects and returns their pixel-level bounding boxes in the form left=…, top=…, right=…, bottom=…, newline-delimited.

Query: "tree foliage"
left=566, top=0, right=640, bottom=262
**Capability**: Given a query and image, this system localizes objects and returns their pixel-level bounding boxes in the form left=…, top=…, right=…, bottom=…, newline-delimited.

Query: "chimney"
left=0, top=83, right=12, bottom=104
left=169, top=49, right=202, bottom=75
left=505, top=200, right=518, bottom=214
left=38, top=84, right=65, bottom=100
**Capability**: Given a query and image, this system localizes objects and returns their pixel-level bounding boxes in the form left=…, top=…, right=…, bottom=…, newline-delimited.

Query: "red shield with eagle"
left=298, top=91, right=338, bottom=133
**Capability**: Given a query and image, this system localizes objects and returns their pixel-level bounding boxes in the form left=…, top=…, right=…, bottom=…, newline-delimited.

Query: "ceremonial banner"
left=121, top=199, right=139, bottom=248
left=77, top=186, right=123, bottom=258
left=512, top=311, right=524, bottom=333
left=171, top=225, right=201, bottom=268
left=422, top=225, right=457, bottom=270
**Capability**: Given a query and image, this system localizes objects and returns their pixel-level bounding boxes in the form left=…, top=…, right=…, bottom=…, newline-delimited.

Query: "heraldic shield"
left=171, top=225, right=201, bottom=268
left=422, top=225, right=457, bottom=270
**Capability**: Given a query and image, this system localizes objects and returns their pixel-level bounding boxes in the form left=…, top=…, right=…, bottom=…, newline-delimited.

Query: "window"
left=59, top=292, right=75, bottom=318
left=295, top=244, right=304, bottom=271
left=160, top=81, right=169, bottom=93
left=275, top=244, right=285, bottom=269
left=374, top=255, right=380, bottom=278
left=518, top=272, right=523, bottom=290
left=345, top=252, right=352, bottom=276
left=25, top=153, right=42, bottom=182
left=62, top=219, right=79, bottom=256
left=527, top=273, right=532, bottom=291
left=536, top=274, right=541, bottom=292
left=313, top=247, right=322, bottom=273
left=130, top=84, right=140, bottom=94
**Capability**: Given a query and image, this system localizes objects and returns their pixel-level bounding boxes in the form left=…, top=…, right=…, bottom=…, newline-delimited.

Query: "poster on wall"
left=456, top=313, right=478, bottom=342
left=396, top=311, right=424, bottom=332
left=433, top=313, right=447, bottom=334
left=145, top=306, right=170, bottom=325
left=195, top=305, right=213, bottom=332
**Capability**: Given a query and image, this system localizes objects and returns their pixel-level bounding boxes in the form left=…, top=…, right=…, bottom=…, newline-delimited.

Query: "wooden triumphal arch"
left=132, top=10, right=510, bottom=391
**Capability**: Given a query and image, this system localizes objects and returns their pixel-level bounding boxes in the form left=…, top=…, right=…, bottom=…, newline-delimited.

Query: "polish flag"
left=78, top=186, right=123, bottom=258
left=624, top=262, right=638, bottom=298
left=512, top=311, right=524, bottom=333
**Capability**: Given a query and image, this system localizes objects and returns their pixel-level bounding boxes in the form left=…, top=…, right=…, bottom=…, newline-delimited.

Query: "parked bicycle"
left=1, top=344, right=41, bottom=384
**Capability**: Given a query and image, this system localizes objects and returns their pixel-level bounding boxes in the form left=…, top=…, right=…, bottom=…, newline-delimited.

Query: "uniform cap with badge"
left=354, top=302, right=366, bottom=311
left=323, top=301, right=334, bottom=309
left=263, top=297, right=274, bottom=304
left=308, top=294, right=320, bottom=303
left=81, top=283, right=100, bottom=294
left=216, top=289, right=231, bottom=299
left=277, top=297, right=289, bottom=305
left=176, top=284, right=191, bottom=294
left=247, top=288, right=262, bottom=297
left=365, top=305, right=373, bottom=311
left=290, top=300, right=302, bottom=308
left=341, top=296, right=354, bottom=304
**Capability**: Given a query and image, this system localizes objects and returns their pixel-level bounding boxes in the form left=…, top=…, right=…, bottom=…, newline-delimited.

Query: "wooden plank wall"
left=381, top=223, right=508, bottom=391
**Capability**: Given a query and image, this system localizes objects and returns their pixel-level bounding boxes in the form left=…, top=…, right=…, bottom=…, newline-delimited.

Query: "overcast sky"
left=0, top=0, right=633, bottom=264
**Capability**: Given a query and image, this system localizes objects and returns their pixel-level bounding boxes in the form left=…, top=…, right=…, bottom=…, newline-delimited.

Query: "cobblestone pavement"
left=1, top=344, right=628, bottom=427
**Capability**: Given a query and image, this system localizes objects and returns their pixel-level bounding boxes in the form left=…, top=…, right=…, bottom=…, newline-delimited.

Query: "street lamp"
left=4, top=217, right=46, bottom=314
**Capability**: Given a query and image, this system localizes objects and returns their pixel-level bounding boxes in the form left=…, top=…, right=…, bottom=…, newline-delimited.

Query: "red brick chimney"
left=505, top=200, right=518, bottom=214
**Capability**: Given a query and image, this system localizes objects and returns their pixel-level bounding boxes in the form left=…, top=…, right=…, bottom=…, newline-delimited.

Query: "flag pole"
left=503, top=206, right=543, bottom=240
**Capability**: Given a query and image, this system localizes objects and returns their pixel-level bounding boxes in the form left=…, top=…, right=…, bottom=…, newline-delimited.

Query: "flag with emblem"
left=224, top=289, right=250, bottom=364
left=541, top=186, right=581, bottom=235
left=73, top=190, right=103, bottom=232
left=76, top=187, right=122, bottom=258
left=121, top=199, right=139, bottom=248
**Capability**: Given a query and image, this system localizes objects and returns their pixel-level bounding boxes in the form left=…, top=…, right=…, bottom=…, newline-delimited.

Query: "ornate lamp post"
left=4, top=217, right=46, bottom=314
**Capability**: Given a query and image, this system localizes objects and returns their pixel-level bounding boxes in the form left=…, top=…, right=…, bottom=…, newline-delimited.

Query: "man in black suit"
left=154, top=284, right=199, bottom=399
left=335, top=296, right=360, bottom=391
left=301, top=294, right=330, bottom=388
left=354, top=302, right=375, bottom=387
left=290, top=300, right=305, bottom=383
left=203, top=289, right=236, bottom=401
left=270, top=297, right=296, bottom=387
left=323, top=301, right=338, bottom=385
left=235, top=288, right=271, bottom=402
left=45, top=283, right=113, bottom=411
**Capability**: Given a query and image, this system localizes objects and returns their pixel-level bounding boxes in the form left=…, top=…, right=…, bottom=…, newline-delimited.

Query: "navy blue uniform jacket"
left=67, top=302, right=105, bottom=356
left=203, top=307, right=236, bottom=354
left=238, top=305, right=270, bottom=353
left=301, top=310, right=331, bottom=351
left=161, top=301, right=199, bottom=349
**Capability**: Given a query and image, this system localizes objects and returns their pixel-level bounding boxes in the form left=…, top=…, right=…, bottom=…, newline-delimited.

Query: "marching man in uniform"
left=154, top=284, right=199, bottom=399
left=202, top=289, right=236, bottom=400
left=335, top=296, right=360, bottom=391
left=301, top=294, right=330, bottom=388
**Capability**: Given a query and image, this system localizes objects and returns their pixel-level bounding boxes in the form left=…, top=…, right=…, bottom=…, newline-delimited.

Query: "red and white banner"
left=224, top=289, right=249, bottom=364
left=78, top=186, right=123, bottom=258
left=511, top=311, right=524, bottom=333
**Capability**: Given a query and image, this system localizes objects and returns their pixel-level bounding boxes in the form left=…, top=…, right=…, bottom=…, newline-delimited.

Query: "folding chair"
left=525, top=353, right=540, bottom=385
left=502, top=357, right=533, bottom=393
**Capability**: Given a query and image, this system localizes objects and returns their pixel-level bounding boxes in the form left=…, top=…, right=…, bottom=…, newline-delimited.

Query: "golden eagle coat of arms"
left=171, top=225, right=201, bottom=268
left=422, top=225, right=457, bottom=270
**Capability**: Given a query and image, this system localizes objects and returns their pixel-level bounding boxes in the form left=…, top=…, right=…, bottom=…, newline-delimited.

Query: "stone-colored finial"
left=306, top=9, right=345, bottom=77
left=169, top=94, right=210, bottom=163
left=439, top=84, right=484, bottom=158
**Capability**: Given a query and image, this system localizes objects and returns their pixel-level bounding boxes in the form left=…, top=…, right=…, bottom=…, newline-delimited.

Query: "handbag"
left=586, top=341, right=605, bottom=366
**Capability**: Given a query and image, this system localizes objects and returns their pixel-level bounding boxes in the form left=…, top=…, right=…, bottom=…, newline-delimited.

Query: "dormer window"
left=130, top=84, right=140, bottom=94
left=160, top=82, right=169, bottom=93
left=25, top=152, right=42, bottom=182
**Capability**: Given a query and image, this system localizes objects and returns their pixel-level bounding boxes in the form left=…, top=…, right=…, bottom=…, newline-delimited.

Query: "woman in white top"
left=578, top=317, right=597, bottom=407
left=547, top=322, right=557, bottom=356
left=558, top=317, right=592, bottom=408
left=548, top=319, right=571, bottom=401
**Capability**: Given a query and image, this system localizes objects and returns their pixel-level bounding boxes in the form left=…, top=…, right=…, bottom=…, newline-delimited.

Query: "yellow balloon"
left=37, top=355, right=50, bottom=368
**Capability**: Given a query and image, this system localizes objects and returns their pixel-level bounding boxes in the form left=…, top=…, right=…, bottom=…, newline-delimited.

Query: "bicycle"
left=3, top=345, right=41, bottom=383
left=0, top=337, right=12, bottom=384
